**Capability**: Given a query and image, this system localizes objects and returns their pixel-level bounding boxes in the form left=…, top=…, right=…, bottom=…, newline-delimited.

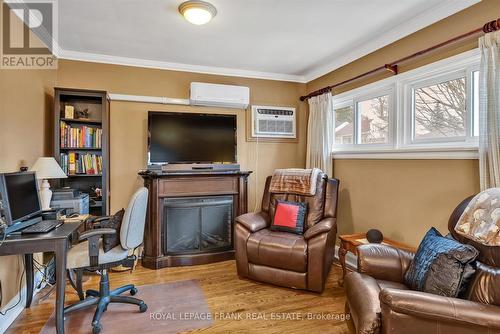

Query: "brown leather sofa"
left=345, top=196, right=500, bottom=334
left=234, top=172, right=339, bottom=292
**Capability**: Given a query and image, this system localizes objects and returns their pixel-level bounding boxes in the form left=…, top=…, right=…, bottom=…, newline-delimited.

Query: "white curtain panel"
left=306, top=92, right=334, bottom=176
left=479, top=30, right=500, bottom=190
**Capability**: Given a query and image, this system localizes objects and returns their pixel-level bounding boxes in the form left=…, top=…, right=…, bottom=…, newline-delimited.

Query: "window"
left=333, top=88, right=393, bottom=148
left=473, top=70, right=479, bottom=137
left=334, top=105, right=354, bottom=144
left=358, top=95, right=389, bottom=144
left=412, top=76, right=466, bottom=141
left=331, top=49, right=480, bottom=158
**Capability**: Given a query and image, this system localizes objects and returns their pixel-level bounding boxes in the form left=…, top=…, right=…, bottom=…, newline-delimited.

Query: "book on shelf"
left=60, top=121, right=102, bottom=148
left=64, top=105, right=75, bottom=119
left=60, top=152, right=103, bottom=175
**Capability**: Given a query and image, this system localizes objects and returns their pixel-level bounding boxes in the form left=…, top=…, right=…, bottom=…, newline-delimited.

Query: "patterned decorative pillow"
left=455, top=188, right=500, bottom=246
left=100, top=209, right=125, bottom=253
left=270, top=200, right=307, bottom=235
left=404, top=227, right=479, bottom=297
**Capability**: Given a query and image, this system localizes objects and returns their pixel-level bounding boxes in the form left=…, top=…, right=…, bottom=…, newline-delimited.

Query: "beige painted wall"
left=0, top=67, right=56, bottom=308
left=0, top=70, right=55, bottom=171
left=0, top=0, right=496, bottom=317
left=55, top=60, right=307, bottom=212
left=0, top=56, right=305, bottom=313
left=334, top=159, right=479, bottom=246
left=305, top=0, right=500, bottom=246
left=1, top=63, right=304, bottom=312
left=0, top=4, right=57, bottom=309
left=0, top=5, right=57, bottom=312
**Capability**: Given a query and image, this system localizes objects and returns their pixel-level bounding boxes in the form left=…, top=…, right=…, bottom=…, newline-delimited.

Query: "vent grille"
left=257, top=109, right=294, bottom=116
left=258, top=119, right=294, bottom=134
left=252, top=105, right=296, bottom=138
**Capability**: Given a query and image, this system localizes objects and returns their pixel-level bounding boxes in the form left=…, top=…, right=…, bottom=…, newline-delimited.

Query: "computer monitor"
left=0, top=172, right=42, bottom=228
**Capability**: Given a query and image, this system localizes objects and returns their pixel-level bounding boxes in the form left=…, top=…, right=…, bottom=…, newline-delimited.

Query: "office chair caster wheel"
left=139, top=302, right=148, bottom=313
left=130, top=287, right=138, bottom=296
left=92, top=323, right=102, bottom=334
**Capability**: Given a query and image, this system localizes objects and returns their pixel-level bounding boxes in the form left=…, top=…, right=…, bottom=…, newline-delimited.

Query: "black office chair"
left=65, top=187, right=148, bottom=334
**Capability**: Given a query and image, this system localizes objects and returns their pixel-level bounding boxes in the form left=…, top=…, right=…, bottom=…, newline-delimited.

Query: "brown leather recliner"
left=234, top=172, right=339, bottom=293
left=345, top=196, right=500, bottom=334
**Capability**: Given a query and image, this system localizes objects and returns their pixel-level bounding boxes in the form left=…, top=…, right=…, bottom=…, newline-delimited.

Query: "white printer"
left=51, top=189, right=89, bottom=215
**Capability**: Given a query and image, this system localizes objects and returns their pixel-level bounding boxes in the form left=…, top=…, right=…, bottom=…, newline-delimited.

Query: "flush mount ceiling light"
left=178, top=0, right=217, bottom=25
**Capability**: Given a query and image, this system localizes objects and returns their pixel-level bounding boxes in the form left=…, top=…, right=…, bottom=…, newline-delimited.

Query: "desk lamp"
left=30, top=157, right=67, bottom=210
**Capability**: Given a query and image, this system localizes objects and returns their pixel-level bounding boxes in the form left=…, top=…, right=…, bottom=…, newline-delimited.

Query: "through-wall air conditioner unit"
left=251, top=105, right=296, bottom=139
left=190, top=82, right=250, bottom=109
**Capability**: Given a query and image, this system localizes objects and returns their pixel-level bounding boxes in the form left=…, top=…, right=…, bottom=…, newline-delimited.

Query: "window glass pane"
left=357, top=95, right=389, bottom=144
left=473, top=71, right=479, bottom=136
left=334, top=105, right=354, bottom=144
left=413, top=77, right=466, bottom=140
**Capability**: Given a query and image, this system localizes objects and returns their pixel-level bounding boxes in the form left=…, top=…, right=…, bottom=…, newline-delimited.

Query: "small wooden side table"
left=338, top=233, right=416, bottom=286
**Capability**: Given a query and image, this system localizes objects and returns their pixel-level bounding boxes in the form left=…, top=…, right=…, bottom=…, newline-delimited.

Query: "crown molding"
left=20, top=0, right=478, bottom=84
left=302, top=0, right=481, bottom=82
left=57, top=49, right=307, bottom=83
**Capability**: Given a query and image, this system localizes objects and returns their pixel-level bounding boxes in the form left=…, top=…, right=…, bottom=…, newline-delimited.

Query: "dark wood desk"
left=0, top=221, right=82, bottom=334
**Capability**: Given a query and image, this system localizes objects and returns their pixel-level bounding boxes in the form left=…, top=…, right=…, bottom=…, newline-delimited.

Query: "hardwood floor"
left=7, top=261, right=352, bottom=334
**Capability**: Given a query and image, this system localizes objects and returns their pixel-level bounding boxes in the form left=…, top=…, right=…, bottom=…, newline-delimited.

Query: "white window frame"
left=333, top=84, right=395, bottom=152
left=405, top=70, right=469, bottom=146
left=332, top=48, right=480, bottom=159
left=333, top=100, right=354, bottom=148
left=355, top=87, right=395, bottom=150
left=471, top=69, right=480, bottom=137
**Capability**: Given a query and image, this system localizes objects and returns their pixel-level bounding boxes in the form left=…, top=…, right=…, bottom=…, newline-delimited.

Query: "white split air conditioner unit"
left=251, top=105, right=297, bottom=139
left=190, top=82, right=250, bottom=109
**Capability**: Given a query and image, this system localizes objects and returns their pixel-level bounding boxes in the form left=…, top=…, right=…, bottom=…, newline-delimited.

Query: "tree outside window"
left=413, top=77, right=466, bottom=140
left=358, top=95, right=389, bottom=144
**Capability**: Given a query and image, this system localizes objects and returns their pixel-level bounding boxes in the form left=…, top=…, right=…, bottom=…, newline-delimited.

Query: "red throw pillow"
left=270, top=200, right=307, bottom=235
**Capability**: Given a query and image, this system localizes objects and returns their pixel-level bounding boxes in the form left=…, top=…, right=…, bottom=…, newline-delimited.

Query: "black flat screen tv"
left=148, top=112, right=237, bottom=164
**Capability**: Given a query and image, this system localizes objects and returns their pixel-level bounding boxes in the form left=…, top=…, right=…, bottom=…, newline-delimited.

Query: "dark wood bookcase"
left=53, top=88, right=109, bottom=215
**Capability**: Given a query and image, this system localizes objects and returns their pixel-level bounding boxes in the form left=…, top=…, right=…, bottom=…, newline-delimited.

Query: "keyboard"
left=22, top=220, right=63, bottom=234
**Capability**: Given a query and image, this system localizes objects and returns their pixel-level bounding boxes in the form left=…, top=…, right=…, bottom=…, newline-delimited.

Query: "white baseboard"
left=0, top=291, right=24, bottom=334
left=0, top=270, right=45, bottom=334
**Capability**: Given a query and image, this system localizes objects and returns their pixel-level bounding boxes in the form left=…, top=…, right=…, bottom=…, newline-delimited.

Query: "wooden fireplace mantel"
left=140, top=170, right=251, bottom=269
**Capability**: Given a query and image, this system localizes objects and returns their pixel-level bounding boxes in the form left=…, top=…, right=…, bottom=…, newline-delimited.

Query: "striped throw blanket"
left=269, top=168, right=322, bottom=196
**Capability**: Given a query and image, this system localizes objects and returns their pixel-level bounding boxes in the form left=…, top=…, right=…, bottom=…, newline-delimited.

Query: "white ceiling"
left=55, top=0, right=480, bottom=82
